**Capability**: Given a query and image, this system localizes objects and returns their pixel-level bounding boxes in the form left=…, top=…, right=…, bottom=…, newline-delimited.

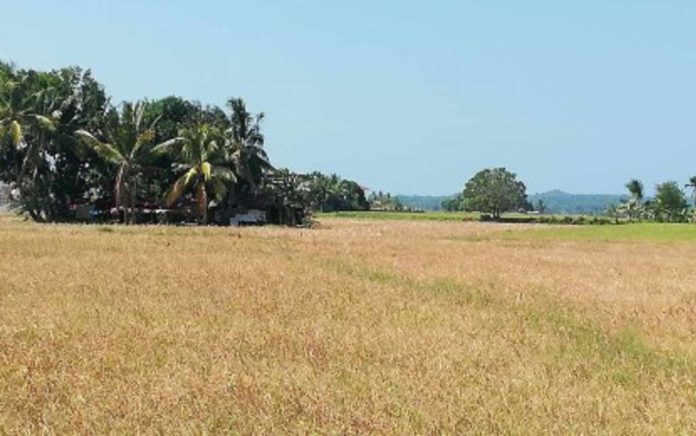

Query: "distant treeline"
left=396, top=191, right=627, bottom=214
left=526, top=191, right=627, bottom=215
left=395, top=195, right=451, bottom=211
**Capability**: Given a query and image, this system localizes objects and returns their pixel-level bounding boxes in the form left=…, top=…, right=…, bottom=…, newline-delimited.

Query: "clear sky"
left=2, top=1, right=695, bottom=195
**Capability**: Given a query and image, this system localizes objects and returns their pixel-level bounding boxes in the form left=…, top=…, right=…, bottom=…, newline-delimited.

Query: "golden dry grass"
left=2, top=216, right=696, bottom=434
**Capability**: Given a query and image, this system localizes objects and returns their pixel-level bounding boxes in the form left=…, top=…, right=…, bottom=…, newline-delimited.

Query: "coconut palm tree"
left=1, top=69, right=33, bottom=147
left=624, top=179, right=644, bottom=222
left=0, top=78, right=28, bottom=147
left=0, top=70, right=59, bottom=182
left=625, top=179, right=644, bottom=202
left=2, top=64, right=115, bottom=221
left=685, top=176, right=696, bottom=207
left=160, top=124, right=236, bottom=224
left=309, top=172, right=340, bottom=212
left=225, top=98, right=272, bottom=188
left=76, top=101, right=180, bottom=224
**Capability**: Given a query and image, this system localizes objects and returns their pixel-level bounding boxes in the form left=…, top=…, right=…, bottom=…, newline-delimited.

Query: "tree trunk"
left=18, top=131, right=43, bottom=190
left=196, top=183, right=208, bottom=224
left=129, top=173, right=137, bottom=225
left=115, top=164, right=126, bottom=224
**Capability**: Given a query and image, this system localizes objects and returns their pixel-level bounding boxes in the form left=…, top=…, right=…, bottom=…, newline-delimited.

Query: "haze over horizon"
left=2, top=1, right=695, bottom=196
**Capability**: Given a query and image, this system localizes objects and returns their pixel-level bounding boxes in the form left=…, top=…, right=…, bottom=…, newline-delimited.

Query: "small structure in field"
left=230, top=209, right=267, bottom=226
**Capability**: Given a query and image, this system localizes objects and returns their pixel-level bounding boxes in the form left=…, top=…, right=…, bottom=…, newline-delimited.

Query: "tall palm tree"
left=685, top=176, right=696, bottom=207
left=624, top=179, right=644, bottom=222
left=1, top=70, right=33, bottom=147
left=625, top=179, right=644, bottom=202
left=0, top=71, right=59, bottom=182
left=309, top=172, right=341, bottom=212
left=225, top=98, right=272, bottom=188
left=160, top=124, right=236, bottom=224
left=76, top=101, right=179, bottom=224
left=0, top=79, right=27, bottom=147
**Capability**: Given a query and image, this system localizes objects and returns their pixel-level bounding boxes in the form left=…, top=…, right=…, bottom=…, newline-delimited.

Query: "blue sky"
left=2, top=1, right=695, bottom=195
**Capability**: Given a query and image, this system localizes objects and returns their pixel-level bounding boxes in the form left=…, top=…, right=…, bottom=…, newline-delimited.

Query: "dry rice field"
left=1, top=215, right=696, bottom=434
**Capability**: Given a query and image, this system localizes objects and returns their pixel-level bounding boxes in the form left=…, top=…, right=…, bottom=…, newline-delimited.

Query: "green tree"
left=0, top=68, right=58, bottom=190
left=0, top=66, right=57, bottom=150
left=308, top=172, right=368, bottom=212
left=140, top=97, right=231, bottom=204
left=225, top=98, right=272, bottom=188
left=685, top=176, right=696, bottom=207
left=260, top=168, right=313, bottom=225
left=160, top=124, right=236, bottom=224
left=625, top=179, right=644, bottom=202
left=441, top=195, right=464, bottom=212
left=462, top=167, right=527, bottom=220
left=1, top=60, right=315, bottom=226
left=337, top=179, right=369, bottom=211
left=623, top=179, right=644, bottom=222
left=76, top=102, right=180, bottom=224
left=1, top=64, right=110, bottom=221
left=654, top=181, right=687, bottom=222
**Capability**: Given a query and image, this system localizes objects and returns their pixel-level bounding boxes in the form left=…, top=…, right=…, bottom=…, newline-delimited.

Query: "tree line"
left=3, top=61, right=694, bottom=226
left=0, top=61, right=368, bottom=225
left=610, top=178, right=696, bottom=223
left=443, top=168, right=696, bottom=223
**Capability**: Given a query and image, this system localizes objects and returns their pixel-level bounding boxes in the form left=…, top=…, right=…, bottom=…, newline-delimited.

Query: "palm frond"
left=164, top=167, right=197, bottom=207
left=133, top=101, right=145, bottom=131
left=9, top=120, right=22, bottom=146
left=33, top=115, right=56, bottom=132
left=131, top=129, right=155, bottom=159
left=209, top=176, right=230, bottom=202
left=152, top=137, right=183, bottom=156
left=212, top=166, right=237, bottom=183
left=148, top=114, right=162, bottom=132
left=201, top=162, right=212, bottom=181
left=75, top=129, right=124, bottom=164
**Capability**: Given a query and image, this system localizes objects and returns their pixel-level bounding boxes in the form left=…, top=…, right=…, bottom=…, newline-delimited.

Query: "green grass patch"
left=504, top=223, right=696, bottom=242
left=316, top=210, right=617, bottom=225
left=316, top=211, right=479, bottom=221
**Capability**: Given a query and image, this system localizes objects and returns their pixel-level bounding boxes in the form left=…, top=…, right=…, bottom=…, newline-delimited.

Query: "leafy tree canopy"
left=462, top=167, right=527, bottom=219
left=625, top=179, right=644, bottom=202
left=654, top=181, right=687, bottom=222
left=441, top=193, right=464, bottom=212
left=0, top=61, right=338, bottom=225
left=308, top=172, right=368, bottom=212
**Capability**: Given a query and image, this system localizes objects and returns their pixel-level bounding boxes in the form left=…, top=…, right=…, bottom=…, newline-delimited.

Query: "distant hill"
left=396, top=190, right=627, bottom=214
left=528, top=190, right=626, bottom=215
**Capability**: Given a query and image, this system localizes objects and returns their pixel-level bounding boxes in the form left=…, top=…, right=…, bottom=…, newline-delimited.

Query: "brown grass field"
left=2, top=214, right=696, bottom=434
